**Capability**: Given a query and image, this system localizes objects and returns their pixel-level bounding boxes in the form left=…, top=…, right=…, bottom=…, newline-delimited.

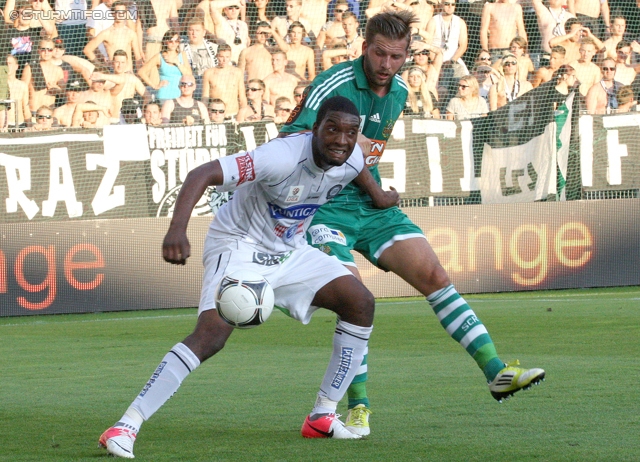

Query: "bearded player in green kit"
left=280, top=10, right=545, bottom=437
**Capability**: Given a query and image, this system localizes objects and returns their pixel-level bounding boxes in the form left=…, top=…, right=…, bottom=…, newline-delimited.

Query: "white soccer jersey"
left=210, top=132, right=364, bottom=254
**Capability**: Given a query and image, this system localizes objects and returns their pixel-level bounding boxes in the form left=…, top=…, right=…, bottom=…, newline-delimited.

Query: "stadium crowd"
left=2, top=0, right=640, bottom=130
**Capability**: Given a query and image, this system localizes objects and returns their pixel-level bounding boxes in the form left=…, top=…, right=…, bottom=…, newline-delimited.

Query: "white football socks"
left=124, top=343, right=200, bottom=428
left=314, top=320, right=372, bottom=415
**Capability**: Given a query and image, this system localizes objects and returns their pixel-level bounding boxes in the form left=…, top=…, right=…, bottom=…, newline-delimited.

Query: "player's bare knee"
left=340, top=287, right=375, bottom=326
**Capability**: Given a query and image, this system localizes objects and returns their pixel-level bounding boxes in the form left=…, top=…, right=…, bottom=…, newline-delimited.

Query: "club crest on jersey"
left=268, top=202, right=321, bottom=219
left=285, top=185, right=305, bottom=203
left=382, top=120, right=395, bottom=138
left=252, top=251, right=292, bottom=266
left=365, top=139, right=386, bottom=166
left=308, top=224, right=347, bottom=246
left=326, top=185, right=343, bottom=200
left=235, top=152, right=255, bottom=186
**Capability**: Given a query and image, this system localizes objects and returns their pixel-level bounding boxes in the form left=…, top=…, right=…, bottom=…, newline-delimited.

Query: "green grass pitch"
left=1, top=287, right=639, bottom=461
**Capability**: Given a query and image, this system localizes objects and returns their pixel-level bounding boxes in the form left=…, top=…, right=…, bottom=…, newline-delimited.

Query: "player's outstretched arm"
left=354, top=167, right=400, bottom=209
left=163, top=161, right=224, bottom=265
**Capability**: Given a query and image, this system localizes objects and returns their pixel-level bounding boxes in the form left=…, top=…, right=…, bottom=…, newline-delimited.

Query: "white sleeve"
left=216, top=139, right=298, bottom=192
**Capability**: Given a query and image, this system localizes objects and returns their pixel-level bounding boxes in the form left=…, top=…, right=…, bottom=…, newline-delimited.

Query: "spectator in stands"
left=161, top=74, right=210, bottom=125
left=77, top=72, right=115, bottom=118
left=54, top=0, right=88, bottom=57
left=263, top=49, right=299, bottom=105
left=402, top=65, right=438, bottom=118
left=202, top=43, right=246, bottom=119
left=401, top=41, right=442, bottom=109
left=316, top=0, right=348, bottom=50
left=271, top=0, right=312, bottom=44
left=568, top=0, right=610, bottom=39
left=53, top=76, right=86, bottom=126
left=236, top=78, right=275, bottom=122
left=238, top=21, right=275, bottom=82
left=614, top=40, right=636, bottom=85
left=273, top=95, right=294, bottom=123
left=425, top=0, right=469, bottom=90
left=84, top=1, right=144, bottom=72
left=4, top=0, right=57, bottom=39
left=341, top=12, right=364, bottom=61
left=532, top=45, right=566, bottom=87
left=86, top=0, right=115, bottom=63
left=569, top=37, right=601, bottom=96
left=446, top=75, right=488, bottom=120
left=143, top=101, right=162, bottom=126
left=549, top=17, right=604, bottom=64
left=489, top=52, right=532, bottom=110
left=613, top=1, right=640, bottom=42
left=586, top=58, right=623, bottom=114
left=474, top=48, right=492, bottom=68
left=51, top=38, right=74, bottom=104
left=505, top=37, right=534, bottom=84
left=245, top=0, right=275, bottom=39
left=182, top=19, right=219, bottom=100
left=136, top=0, right=180, bottom=60
left=531, top=0, right=575, bottom=59
left=321, top=37, right=349, bottom=70
left=7, top=54, right=31, bottom=129
left=551, top=64, right=579, bottom=105
left=603, top=15, right=626, bottom=60
left=3, top=1, right=51, bottom=77
left=138, top=29, right=192, bottom=104
left=293, top=83, right=307, bottom=106
left=480, top=0, right=527, bottom=61
left=271, top=21, right=315, bottom=81
left=92, top=50, right=147, bottom=122
left=22, top=38, right=64, bottom=112
left=120, top=97, right=143, bottom=124
left=71, top=100, right=110, bottom=127
left=207, top=98, right=227, bottom=123
left=615, top=85, right=636, bottom=112
left=210, top=0, right=250, bottom=64
left=473, top=63, right=501, bottom=104
left=301, top=0, right=331, bottom=39
left=408, top=0, right=435, bottom=36
left=28, top=104, right=54, bottom=130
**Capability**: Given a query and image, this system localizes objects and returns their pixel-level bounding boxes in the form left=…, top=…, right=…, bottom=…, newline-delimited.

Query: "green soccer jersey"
left=281, top=57, right=408, bottom=205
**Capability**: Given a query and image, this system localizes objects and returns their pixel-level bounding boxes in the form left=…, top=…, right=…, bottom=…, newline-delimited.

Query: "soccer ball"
left=215, top=270, right=275, bottom=329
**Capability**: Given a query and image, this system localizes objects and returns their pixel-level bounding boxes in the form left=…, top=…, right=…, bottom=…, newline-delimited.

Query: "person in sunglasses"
left=273, top=95, right=294, bottom=123
left=161, top=75, right=210, bottom=125
left=236, top=78, right=275, bottom=122
left=207, top=98, right=227, bottom=123
left=202, top=43, right=246, bottom=119
left=210, top=0, right=250, bottom=64
left=446, top=74, right=488, bottom=119
left=28, top=104, right=55, bottom=131
left=316, top=0, right=349, bottom=50
left=488, top=52, right=532, bottom=110
left=138, top=29, right=192, bottom=105
left=21, top=38, right=64, bottom=113
left=238, top=21, right=276, bottom=82
left=401, top=38, right=442, bottom=108
left=586, top=58, right=624, bottom=114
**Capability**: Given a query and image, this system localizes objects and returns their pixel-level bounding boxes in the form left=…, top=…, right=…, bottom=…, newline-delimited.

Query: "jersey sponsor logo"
left=331, top=347, right=354, bottom=390
left=326, top=184, right=343, bottom=200
left=365, top=139, right=386, bottom=166
left=285, top=185, right=305, bottom=203
left=235, top=153, right=255, bottom=186
left=268, top=202, right=321, bottom=219
left=139, top=361, right=167, bottom=397
left=274, top=221, right=304, bottom=242
left=369, top=112, right=381, bottom=123
left=252, top=251, right=292, bottom=266
left=308, top=225, right=347, bottom=246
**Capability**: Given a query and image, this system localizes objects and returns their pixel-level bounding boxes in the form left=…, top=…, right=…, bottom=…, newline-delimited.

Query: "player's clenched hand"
left=372, top=186, right=400, bottom=209
left=162, top=229, right=191, bottom=265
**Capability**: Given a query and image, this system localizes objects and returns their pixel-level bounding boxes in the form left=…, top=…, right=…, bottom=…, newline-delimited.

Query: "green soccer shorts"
left=307, top=203, right=425, bottom=268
